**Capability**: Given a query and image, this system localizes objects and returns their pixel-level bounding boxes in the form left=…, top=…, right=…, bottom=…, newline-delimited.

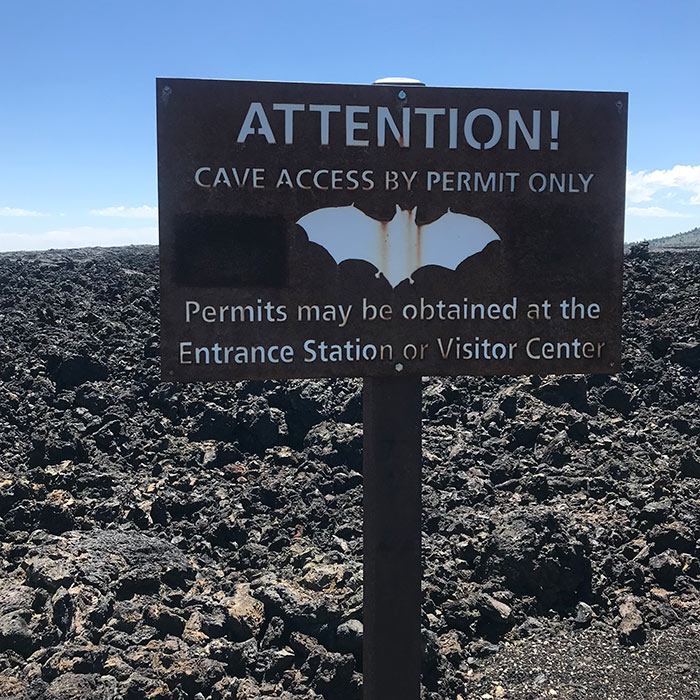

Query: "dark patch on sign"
left=173, top=213, right=287, bottom=287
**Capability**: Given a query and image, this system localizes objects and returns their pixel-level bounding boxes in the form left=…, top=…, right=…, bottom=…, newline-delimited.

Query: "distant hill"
left=642, top=226, right=700, bottom=249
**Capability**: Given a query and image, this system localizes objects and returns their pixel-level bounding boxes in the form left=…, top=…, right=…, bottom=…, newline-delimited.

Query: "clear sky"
left=1, top=0, right=698, bottom=250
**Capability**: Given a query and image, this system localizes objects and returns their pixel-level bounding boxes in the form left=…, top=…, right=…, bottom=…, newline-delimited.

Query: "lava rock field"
left=0, top=244, right=699, bottom=699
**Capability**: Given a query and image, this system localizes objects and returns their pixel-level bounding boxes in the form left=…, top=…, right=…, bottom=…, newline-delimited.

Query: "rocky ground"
left=0, top=243, right=699, bottom=700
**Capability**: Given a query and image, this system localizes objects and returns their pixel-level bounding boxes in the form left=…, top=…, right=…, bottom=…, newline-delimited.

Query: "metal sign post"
left=363, top=375, right=422, bottom=699
left=362, top=80, right=424, bottom=700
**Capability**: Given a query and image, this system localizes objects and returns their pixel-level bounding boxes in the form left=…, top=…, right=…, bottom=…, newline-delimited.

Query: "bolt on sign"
left=157, top=78, right=627, bottom=381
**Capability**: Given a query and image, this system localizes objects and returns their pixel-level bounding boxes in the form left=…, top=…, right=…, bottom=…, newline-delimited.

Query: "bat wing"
left=418, top=209, right=500, bottom=273
left=297, top=205, right=389, bottom=279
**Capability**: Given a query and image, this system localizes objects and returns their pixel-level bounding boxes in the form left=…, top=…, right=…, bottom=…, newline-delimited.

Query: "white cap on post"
left=373, top=77, right=425, bottom=86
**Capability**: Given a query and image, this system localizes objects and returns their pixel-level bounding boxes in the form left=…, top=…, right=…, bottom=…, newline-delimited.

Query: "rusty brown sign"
left=157, top=78, right=627, bottom=381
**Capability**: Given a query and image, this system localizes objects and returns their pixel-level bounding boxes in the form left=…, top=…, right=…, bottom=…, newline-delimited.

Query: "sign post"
left=363, top=375, right=422, bottom=698
left=157, top=77, right=627, bottom=698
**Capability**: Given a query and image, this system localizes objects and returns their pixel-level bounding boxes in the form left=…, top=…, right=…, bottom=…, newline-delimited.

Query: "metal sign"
left=157, top=78, right=627, bottom=381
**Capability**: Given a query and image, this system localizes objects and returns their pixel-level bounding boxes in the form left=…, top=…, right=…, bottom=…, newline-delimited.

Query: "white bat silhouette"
left=297, top=204, right=500, bottom=287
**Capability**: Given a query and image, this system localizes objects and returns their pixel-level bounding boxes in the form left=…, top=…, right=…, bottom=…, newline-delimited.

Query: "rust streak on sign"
left=401, top=208, right=416, bottom=282
left=157, top=78, right=627, bottom=382
left=416, top=222, right=423, bottom=273
left=379, top=220, right=389, bottom=282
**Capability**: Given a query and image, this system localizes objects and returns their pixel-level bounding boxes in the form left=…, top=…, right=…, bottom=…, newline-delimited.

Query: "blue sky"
left=1, top=0, right=699, bottom=250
